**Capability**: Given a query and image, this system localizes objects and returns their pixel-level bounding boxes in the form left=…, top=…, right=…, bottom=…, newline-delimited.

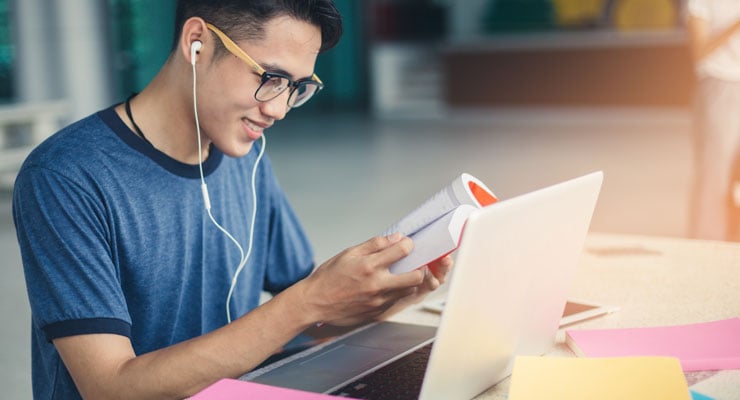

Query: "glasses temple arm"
left=206, top=23, right=265, bottom=75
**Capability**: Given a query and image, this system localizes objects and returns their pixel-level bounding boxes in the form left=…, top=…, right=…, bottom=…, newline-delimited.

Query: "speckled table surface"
left=392, top=233, right=740, bottom=400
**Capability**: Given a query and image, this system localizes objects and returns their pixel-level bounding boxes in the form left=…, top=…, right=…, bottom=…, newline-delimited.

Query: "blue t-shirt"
left=13, top=106, right=314, bottom=399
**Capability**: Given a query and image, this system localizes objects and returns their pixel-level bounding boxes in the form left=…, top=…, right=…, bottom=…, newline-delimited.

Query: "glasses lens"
left=288, top=82, right=321, bottom=108
left=256, top=75, right=290, bottom=102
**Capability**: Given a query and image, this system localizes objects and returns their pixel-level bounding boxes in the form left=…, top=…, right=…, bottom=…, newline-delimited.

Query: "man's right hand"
left=293, top=233, right=427, bottom=326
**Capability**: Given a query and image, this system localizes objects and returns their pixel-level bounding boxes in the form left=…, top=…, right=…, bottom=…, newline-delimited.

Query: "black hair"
left=173, top=0, right=343, bottom=53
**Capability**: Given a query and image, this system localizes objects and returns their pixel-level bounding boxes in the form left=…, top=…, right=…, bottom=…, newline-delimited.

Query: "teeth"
left=244, top=118, right=263, bottom=133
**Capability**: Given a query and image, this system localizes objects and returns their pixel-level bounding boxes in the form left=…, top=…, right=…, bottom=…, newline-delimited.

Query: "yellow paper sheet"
left=508, top=356, right=691, bottom=400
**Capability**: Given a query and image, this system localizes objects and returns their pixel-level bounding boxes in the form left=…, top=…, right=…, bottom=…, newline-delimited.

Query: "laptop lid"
left=418, top=171, right=603, bottom=400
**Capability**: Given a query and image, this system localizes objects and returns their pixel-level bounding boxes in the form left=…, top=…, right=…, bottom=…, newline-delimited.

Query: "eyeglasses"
left=206, top=23, right=323, bottom=108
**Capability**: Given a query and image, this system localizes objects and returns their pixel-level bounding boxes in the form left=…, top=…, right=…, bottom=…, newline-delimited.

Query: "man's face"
left=197, top=15, right=322, bottom=157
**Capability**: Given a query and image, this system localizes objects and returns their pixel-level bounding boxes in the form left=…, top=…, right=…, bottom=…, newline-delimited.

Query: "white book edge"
left=388, top=204, right=478, bottom=274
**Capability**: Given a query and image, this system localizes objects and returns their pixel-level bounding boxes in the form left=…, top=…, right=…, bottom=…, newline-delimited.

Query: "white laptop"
left=242, top=171, right=603, bottom=400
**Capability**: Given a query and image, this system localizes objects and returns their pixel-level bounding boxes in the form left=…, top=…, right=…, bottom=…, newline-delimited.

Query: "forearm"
left=57, top=285, right=317, bottom=400
left=689, top=16, right=740, bottom=62
left=134, top=289, right=315, bottom=397
left=58, top=234, right=425, bottom=399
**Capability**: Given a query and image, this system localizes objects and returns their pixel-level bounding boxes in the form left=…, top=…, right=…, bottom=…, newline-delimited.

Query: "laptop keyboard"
left=330, top=343, right=433, bottom=399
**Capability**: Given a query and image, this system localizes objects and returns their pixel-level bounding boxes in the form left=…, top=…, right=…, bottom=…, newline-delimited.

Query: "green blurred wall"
left=0, top=0, right=13, bottom=101
left=109, top=0, right=176, bottom=97
left=312, top=0, right=366, bottom=110
left=109, top=0, right=366, bottom=110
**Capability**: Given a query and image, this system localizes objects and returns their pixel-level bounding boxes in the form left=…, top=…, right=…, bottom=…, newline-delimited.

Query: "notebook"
left=241, top=171, right=603, bottom=400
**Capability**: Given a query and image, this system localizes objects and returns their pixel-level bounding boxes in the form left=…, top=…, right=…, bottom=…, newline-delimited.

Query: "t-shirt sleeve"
left=260, top=165, right=315, bottom=294
left=13, top=166, right=132, bottom=342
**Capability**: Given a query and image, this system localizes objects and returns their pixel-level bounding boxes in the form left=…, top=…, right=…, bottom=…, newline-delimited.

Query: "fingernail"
left=386, top=232, right=403, bottom=243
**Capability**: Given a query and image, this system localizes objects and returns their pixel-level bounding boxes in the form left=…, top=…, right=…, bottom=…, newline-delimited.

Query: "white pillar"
left=54, top=0, right=114, bottom=121
left=13, top=0, right=61, bottom=102
left=13, top=0, right=113, bottom=122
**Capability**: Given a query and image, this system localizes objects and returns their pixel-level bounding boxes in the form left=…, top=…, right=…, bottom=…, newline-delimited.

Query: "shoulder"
left=13, top=106, right=139, bottom=209
left=20, top=108, right=119, bottom=176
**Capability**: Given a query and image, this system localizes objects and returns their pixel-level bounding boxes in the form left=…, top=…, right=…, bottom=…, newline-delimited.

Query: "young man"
left=687, top=0, right=740, bottom=240
left=13, top=1, right=451, bottom=399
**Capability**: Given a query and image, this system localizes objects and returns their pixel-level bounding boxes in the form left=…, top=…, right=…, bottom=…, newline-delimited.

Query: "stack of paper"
left=508, top=356, right=691, bottom=400
left=565, top=318, right=740, bottom=371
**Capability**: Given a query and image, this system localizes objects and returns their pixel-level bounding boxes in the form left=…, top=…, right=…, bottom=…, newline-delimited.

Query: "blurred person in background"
left=687, top=0, right=740, bottom=240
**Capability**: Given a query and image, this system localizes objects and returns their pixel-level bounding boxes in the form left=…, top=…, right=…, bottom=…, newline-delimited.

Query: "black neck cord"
left=124, top=93, right=153, bottom=146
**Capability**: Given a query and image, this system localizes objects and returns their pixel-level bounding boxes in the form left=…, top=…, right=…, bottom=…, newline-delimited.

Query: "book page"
left=387, top=204, right=477, bottom=274
left=382, top=184, right=460, bottom=237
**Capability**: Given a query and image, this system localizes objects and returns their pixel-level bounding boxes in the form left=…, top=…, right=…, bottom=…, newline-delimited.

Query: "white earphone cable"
left=192, top=52, right=265, bottom=324
left=225, top=134, right=265, bottom=323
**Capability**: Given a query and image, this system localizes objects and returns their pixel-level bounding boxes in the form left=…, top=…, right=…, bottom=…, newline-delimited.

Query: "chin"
left=210, top=126, right=260, bottom=157
left=220, top=141, right=254, bottom=158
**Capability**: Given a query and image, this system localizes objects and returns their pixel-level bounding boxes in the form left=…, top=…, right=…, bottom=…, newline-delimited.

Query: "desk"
left=390, top=233, right=740, bottom=399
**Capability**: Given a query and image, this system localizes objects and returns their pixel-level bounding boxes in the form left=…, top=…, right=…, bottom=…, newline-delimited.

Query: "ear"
left=179, top=17, right=208, bottom=66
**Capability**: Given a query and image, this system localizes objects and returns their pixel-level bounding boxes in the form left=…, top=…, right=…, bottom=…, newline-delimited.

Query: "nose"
left=259, top=90, right=291, bottom=121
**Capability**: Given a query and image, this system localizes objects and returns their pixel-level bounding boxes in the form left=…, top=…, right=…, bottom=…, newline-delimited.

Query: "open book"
left=383, top=173, right=497, bottom=274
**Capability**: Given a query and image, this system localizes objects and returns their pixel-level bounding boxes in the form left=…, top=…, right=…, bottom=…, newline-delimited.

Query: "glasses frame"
left=206, top=23, right=323, bottom=108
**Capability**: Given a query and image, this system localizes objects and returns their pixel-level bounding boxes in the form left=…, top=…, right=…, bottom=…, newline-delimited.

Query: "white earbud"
left=190, top=41, right=202, bottom=65
left=189, top=34, right=266, bottom=324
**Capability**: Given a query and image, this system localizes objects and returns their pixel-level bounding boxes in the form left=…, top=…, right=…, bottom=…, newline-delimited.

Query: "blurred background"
left=1, top=0, right=698, bottom=397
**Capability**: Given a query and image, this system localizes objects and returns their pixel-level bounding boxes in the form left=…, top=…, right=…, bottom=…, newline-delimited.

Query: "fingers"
left=350, top=236, right=454, bottom=290
left=383, top=266, right=426, bottom=291
left=361, top=237, right=455, bottom=290
left=427, top=255, right=453, bottom=285
left=420, top=267, right=440, bottom=291
left=309, top=235, right=453, bottom=326
left=327, top=285, right=419, bottom=326
left=414, top=256, right=454, bottom=293
left=352, top=233, right=404, bottom=256
left=348, top=234, right=424, bottom=287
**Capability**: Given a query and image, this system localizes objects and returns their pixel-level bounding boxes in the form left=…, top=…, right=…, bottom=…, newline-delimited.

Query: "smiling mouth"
left=243, top=118, right=267, bottom=133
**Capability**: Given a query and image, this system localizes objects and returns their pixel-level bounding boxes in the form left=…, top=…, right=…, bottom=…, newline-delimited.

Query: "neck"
left=116, top=62, right=209, bottom=164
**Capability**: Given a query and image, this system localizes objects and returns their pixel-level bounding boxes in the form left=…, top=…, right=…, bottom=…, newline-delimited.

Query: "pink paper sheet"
left=191, top=379, right=358, bottom=399
left=566, top=318, right=740, bottom=371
